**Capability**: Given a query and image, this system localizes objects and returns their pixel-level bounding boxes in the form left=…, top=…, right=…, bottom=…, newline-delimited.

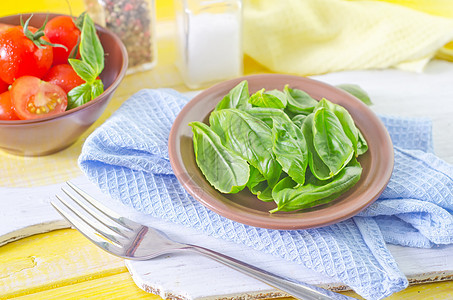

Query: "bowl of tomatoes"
left=0, top=13, right=128, bottom=156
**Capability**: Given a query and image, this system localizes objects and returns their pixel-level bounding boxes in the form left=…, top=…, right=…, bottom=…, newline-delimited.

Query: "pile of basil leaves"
left=189, top=81, right=368, bottom=213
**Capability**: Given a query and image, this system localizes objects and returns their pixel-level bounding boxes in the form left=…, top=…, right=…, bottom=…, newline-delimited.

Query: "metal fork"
left=51, top=182, right=351, bottom=300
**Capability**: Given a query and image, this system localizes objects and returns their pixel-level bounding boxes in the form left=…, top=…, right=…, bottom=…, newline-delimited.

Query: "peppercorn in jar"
left=84, top=0, right=157, bottom=74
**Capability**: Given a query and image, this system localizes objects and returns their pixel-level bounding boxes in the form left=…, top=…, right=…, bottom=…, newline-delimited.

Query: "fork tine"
left=61, top=186, right=129, bottom=238
left=66, top=181, right=142, bottom=231
left=51, top=197, right=125, bottom=258
left=55, top=194, right=127, bottom=248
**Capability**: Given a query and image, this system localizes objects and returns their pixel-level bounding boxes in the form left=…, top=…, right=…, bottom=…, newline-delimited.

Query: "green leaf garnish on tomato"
left=67, top=13, right=104, bottom=109
left=67, top=79, right=103, bottom=110
left=21, top=15, right=68, bottom=50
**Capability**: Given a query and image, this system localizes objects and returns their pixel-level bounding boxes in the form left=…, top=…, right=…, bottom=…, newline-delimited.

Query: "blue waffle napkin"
left=78, top=89, right=453, bottom=300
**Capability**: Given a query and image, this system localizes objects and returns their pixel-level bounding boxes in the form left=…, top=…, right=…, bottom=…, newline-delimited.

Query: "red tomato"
left=43, top=64, right=86, bottom=93
left=11, top=76, right=67, bottom=120
left=0, top=23, right=13, bottom=33
left=0, top=26, right=53, bottom=84
left=0, top=91, right=19, bottom=120
left=44, top=16, right=81, bottom=65
left=0, top=78, right=9, bottom=94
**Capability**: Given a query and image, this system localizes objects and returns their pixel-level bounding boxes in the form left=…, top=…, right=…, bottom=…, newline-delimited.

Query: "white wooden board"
left=1, top=175, right=452, bottom=300
left=1, top=60, right=453, bottom=299
left=0, top=182, right=69, bottom=247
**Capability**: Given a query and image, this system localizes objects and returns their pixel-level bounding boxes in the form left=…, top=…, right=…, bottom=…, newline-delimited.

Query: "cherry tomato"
left=43, top=64, right=85, bottom=93
left=0, top=23, right=13, bottom=33
left=44, top=16, right=81, bottom=65
left=11, top=76, right=67, bottom=120
left=0, top=91, right=19, bottom=120
left=0, top=26, right=53, bottom=84
left=0, top=78, right=9, bottom=94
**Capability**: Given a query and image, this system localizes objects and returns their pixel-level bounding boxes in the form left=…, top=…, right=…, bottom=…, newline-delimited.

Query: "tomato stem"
left=20, top=14, right=68, bottom=51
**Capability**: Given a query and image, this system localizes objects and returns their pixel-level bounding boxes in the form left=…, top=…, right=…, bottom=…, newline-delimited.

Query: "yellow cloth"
left=243, top=0, right=453, bottom=75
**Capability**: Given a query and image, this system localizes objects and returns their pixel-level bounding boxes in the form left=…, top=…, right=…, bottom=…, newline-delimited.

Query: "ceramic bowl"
left=168, top=74, right=394, bottom=230
left=0, top=13, right=128, bottom=156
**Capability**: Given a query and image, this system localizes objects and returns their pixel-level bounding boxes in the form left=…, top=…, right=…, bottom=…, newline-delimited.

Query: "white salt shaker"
left=175, top=0, right=243, bottom=89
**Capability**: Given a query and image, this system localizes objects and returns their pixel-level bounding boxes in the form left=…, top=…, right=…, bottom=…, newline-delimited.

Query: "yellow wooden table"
left=0, top=1, right=452, bottom=299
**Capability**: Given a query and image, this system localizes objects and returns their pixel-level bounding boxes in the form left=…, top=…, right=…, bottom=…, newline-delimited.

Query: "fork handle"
left=185, top=245, right=351, bottom=300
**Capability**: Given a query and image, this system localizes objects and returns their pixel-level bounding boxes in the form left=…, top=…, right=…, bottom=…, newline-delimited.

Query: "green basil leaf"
left=291, top=114, right=307, bottom=128
left=246, top=165, right=276, bottom=202
left=246, top=165, right=265, bottom=191
left=91, top=79, right=104, bottom=99
left=270, top=158, right=362, bottom=213
left=336, top=83, right=372, bottom=105
left=272, top=117, right=308, bottom=185
left=66, top=13, right=105, bottom=110
left=284, top=85, right=318, bottom=115
left=215, top=80, right=250, bottom=111
left=68, top=58, right=95, bottom=82
left=245, top=107, right=291, bottom=128
left=266, top=90, right=287, bottom=106
left=255, top=182, right=274, bottom=201
left=209, top=108, right=282, bottom=187
left=271, top=176, right=297, bottom=205
left=67, top=80, right=104, bottom=110
left=189, top=121, right=250, bottom=194
left=357, top=129, right=368, bottom=155
left=75, top=12, right=86, bottom=31
left=249, top=88, right=286, bottom=109
left=316, top=98, right=362, bottom=155
left=67, top=83, right=92, bottom=110
left=313, top=106, right=354, bottom=177
left=79, top=14, right=104, bottom=80
left=301, top=113, right=333, bottom=180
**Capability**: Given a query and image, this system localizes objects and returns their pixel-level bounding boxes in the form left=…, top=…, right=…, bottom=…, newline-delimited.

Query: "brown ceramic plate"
left=168, top=74, right=393, bottom=230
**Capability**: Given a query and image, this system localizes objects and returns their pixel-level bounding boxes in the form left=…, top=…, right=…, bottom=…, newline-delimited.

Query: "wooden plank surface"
left=1, top=228, right=452, bottom=300
left=0, top=229, right=125, bottom=299
left=12, top=270, right=155, bottom=300
left=1, top=175, right=453, bottom=299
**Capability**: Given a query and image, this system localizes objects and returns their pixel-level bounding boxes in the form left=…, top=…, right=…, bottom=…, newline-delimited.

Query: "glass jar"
left=84, top=0, right=157, bottom=74
left=175, top=0, right=243, bottom=89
